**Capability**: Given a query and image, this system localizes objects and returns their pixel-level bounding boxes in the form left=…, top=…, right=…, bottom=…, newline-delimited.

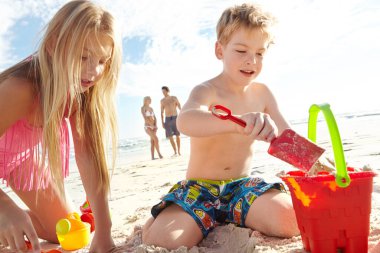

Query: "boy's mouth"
left=240, top=70, right=255, bottom=76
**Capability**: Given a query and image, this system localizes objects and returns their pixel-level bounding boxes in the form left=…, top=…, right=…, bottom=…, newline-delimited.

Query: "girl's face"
left=145, top=97, right=151, bottom=105
left=80, top=33, right=113, bottom=91
left=216, top=27, right=269, bottom=87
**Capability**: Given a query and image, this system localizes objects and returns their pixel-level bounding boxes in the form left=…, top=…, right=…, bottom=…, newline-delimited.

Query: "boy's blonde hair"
left=217, top=3, right=277, bottom=46
left=0, top=0, right=122, bottom=195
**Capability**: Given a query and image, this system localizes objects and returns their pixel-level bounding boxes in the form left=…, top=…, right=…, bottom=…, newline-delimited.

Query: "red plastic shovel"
left=211, top=104, right=325, bottom=171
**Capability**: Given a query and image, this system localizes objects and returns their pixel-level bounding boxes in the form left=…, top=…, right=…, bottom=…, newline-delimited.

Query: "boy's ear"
left=215, top=41, right=223, bottom=60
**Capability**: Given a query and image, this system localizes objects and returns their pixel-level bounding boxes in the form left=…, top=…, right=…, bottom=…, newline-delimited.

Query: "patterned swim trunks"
left=151, top=177, right=285, bottom=237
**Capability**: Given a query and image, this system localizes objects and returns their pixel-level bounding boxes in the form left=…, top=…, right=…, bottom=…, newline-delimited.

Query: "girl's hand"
left=0, top=203, right=40, bottom=253
left=237, top=112, right=278, bottom=142
left=89, top=231, right=115, bottom=253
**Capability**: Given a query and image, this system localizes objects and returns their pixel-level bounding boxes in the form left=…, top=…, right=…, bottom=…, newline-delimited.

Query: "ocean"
left=67, top=110, right=380, bottom=169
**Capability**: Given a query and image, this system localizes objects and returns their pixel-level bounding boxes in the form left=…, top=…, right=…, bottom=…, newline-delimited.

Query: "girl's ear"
left=215, top=41, right=223, bottom=60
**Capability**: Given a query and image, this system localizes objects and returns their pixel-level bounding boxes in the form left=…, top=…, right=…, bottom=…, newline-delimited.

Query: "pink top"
left=0, top=118, right=69, bottom=191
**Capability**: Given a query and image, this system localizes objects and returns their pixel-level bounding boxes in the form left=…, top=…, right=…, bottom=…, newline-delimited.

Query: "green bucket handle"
left=308, top=103, right=351, bottom=188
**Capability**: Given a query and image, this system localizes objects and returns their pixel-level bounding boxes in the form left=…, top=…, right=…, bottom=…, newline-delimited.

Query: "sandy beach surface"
left=1, top=113, right=380, bottom=253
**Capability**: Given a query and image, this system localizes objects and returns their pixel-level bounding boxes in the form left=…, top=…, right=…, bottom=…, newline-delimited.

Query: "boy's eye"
left=236, top=50, right=246, bottom=54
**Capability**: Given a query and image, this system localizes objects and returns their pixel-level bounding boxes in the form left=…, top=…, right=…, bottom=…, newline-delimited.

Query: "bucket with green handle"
left=280, top=103, right=376, bottom=253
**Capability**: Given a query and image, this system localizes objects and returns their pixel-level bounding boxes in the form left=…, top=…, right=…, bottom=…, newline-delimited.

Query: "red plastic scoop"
left=211, top=105, right=325, bottom=171
left=267, top=128, right=325, bottom=171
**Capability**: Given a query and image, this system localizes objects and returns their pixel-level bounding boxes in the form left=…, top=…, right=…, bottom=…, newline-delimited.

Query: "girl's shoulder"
left=1, top=76, right=36, bottom=101
left=0, top=77, right=37, bottom=119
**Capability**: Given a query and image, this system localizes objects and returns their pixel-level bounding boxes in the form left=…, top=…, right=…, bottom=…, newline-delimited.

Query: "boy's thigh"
left=244, top=189, right=294, bottom=231
left=145, top=204, right=203, bottom=246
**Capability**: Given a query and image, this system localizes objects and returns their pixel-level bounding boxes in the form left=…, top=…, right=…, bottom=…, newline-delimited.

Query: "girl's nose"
left=86, top=59, right=101, bottom=76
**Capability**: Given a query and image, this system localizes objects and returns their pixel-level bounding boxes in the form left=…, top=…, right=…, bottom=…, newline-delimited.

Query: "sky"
left=0, top=0, right=379, bottom=140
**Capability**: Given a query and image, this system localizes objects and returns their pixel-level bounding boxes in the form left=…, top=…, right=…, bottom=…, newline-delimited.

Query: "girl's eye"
left=82, top=56, right=88, bottom=61
left=236, top=50, right=246, bottom=54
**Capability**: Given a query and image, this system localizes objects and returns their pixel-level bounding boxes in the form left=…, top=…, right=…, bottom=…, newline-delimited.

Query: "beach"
left=1, top=112, right=380, bottom=253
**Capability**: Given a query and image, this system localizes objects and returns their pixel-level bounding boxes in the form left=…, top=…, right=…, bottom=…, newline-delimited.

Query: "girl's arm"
left=141, top=107, right=148, bottom=121
left=69, top=115, right=114, bottom=252
left=0, top=78, right=40, bottom=252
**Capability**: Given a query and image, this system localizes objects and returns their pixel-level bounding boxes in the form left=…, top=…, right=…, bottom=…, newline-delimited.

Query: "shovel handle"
left=308, top=103, right=350, bottom=187
left=211, top=105, right=247, bottom=127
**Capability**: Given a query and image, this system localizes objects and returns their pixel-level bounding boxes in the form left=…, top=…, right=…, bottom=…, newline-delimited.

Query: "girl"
left=141, top=96, right=163, bottom=160
left=0, top=1, right=121, bottom=252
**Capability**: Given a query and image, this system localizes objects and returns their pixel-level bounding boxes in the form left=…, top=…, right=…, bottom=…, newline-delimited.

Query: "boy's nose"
left=246, top=54, right=257, bottom=65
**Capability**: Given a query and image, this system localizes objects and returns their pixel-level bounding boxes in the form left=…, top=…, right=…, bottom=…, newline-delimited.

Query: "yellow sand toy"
left=56, top=212, right=91, bottom=251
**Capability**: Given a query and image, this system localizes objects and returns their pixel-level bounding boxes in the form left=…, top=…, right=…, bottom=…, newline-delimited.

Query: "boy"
left=142, top=3, right=299, bottom=250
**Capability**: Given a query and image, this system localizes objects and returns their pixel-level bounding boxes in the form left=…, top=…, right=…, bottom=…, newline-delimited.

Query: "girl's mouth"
left=81, top=79, right=93, bottom=88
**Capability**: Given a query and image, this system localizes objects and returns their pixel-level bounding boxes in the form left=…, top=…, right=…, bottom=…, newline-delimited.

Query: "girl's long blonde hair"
left=1, top=0, right=122, bottom=195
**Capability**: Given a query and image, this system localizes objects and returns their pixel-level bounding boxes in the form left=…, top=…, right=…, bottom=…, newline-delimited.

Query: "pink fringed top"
left=0, top=118, right=69, bottom=191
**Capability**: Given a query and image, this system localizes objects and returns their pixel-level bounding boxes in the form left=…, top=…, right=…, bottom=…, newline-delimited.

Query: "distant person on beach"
left=0, top=1, right=121, bottom=252
left=142, top=3, right=299, bottom=249
left=141, top=96, right=163, bottom=160
left=160, top=86, right=182, bottom=156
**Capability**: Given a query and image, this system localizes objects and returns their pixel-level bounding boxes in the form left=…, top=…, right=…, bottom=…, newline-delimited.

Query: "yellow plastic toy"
left=56, top=213, right=91, bottom=251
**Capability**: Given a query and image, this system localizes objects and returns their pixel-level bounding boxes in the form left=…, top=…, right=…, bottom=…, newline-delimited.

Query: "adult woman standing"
left=141, top=96, right=163, bottom=160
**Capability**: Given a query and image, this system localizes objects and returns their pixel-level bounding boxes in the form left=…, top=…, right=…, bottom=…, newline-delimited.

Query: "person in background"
left=160, top=86, right=182, bottom=156
left=141, top=96, right=163, bottom=160
left=0, top=1, right=121, bottom=252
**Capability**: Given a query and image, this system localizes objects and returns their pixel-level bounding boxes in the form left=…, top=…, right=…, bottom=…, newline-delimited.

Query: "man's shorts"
left=151, top=177, right=285, bottom=237
left=164, top=116, right=180, bottom=137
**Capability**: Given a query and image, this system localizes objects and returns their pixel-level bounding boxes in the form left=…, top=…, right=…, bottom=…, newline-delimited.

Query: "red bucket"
left=281, top=169, right=376, bottom=253
left=280, top=104, right=376, bottom=253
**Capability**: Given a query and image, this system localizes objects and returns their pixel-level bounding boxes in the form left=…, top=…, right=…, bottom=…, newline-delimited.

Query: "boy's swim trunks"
left=151, top=177, right=285, bottom=237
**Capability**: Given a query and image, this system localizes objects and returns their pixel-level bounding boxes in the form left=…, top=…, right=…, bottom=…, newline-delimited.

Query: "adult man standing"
left=161, top=86, right=181, bottom=156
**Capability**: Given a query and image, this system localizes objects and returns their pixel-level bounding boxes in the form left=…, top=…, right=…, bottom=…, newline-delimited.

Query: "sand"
left=1, top=114, right=380, bottom=253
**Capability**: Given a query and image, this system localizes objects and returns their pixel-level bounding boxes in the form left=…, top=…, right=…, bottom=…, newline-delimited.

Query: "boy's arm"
left=175, top=97, right=182, bottom=111
left=177, top=84, right=237, bottom=137
left=160, top=100, right=165, bottom=128
left=260, top=84, right=291, bottom=133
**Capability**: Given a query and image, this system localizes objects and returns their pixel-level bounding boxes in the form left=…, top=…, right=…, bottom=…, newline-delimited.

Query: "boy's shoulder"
left=249, top=81, right=274, bottom=96
left=191, top=80, right=216, bottom=94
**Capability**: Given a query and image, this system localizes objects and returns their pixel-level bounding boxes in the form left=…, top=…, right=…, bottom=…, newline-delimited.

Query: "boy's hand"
left=237, top=112, right=278, bottom=142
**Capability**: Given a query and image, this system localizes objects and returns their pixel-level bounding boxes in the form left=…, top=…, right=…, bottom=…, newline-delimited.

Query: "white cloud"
left=111, top=0, right=380, bottom=118
left=1, top=0, right=379, bottom=125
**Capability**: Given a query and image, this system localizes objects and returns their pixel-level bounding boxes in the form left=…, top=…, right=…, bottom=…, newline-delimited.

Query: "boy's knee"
left=274, top=205, right=300, bottom=238
left=141, top=217, right=154, bottom=243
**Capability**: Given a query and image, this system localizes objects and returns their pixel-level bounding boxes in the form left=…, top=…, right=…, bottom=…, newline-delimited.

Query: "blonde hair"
left=216, top=3, right=277, bottom=46
left=143, top=96, right=151, bottom=105
left=0, top=0, right=122, bottom=195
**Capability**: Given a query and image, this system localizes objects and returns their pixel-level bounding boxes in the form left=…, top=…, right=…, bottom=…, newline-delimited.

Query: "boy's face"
left=216, top=27, right=270, bottom=86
